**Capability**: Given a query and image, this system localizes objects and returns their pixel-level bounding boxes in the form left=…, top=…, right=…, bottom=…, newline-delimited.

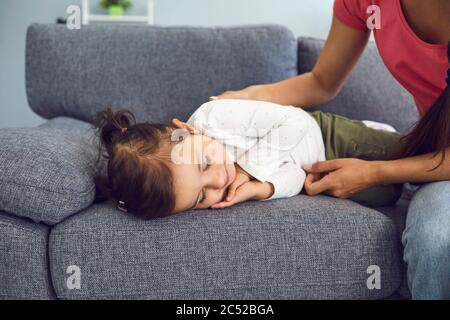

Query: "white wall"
left=0, top=0, right=334, bottom=128
left=156, top=0, right=334, bottom=38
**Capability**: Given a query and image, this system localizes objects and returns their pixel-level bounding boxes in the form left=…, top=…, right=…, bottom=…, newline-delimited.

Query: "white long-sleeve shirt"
left=187, top=99, right=326, bottom=200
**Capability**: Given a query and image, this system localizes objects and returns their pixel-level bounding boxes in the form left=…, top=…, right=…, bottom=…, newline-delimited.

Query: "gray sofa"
left=0, top=23, right=419, bottom=299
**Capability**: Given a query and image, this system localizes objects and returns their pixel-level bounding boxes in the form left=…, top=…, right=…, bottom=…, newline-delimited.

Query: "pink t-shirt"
left=334, top=0, right=449, bottom=117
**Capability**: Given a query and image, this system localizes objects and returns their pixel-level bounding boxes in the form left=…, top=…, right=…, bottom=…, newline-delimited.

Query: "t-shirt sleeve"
left=333, top=0, right=368, bottom=31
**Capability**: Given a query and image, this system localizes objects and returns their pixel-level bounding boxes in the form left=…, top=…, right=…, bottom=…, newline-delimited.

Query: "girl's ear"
left=171, top=118, right=197, bottom=134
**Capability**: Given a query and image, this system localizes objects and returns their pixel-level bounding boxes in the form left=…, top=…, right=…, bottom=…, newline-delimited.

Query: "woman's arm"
left=375, top=148, right=450, bottom=184
left=213, top=16, right=371, bottom=108
left=303, top=148, right=450, bottom=199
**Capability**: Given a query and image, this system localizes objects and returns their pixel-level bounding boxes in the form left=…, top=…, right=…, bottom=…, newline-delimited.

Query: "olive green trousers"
left=309, top=111, right=403, bottom=207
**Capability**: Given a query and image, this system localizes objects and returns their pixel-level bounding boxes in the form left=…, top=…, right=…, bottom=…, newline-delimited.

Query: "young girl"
left=93, top=99, right=402, bottom=220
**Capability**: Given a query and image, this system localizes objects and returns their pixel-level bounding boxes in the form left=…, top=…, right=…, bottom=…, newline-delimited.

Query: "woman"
left=211, top=0, right=450, bottom=299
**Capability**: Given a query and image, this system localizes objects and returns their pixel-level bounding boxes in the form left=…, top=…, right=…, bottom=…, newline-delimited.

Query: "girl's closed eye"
left=196, top=189, right=205, bottom=205
left=203, top=155, right=212, bottom=170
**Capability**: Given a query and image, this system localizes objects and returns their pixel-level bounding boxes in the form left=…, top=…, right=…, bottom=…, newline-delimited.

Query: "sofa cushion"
left=0, top=117, right=100, bottom=224
left=26, top=23, right=298, bottom=124
left=375, top=193, right=412, bottom=300
left=298, top=37, right=419, bottom=133
left=0, top=211, right=54, bottom=299
left=49, top=195, right=402, bottom=299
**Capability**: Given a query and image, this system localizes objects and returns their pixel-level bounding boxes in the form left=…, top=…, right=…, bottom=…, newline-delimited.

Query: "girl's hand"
left=211, top=180, right=274, bottom=209
left=303, top=159, right=379, bottom=199
left=224, top=164, right=252, bottom=201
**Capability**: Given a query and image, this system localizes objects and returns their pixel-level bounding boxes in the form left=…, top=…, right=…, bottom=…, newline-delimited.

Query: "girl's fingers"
left=226, top=188, right=236, bottom=201
left=225, top=181, right=239, bottom=201
left=211, top=200, right=233, bottom=209
left=226, top=173, right=249, bottom=201
left=212, top=183, right=252, bottom=209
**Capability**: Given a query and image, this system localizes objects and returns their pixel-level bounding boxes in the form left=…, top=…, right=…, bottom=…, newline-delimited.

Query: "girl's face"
left=169, top=131, right=236, bottom=213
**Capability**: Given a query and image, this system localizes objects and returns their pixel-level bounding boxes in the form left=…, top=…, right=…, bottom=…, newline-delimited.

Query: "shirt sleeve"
left=231, top=104, right=311, bottom=200
left=333, top=0, right=369, bottom=31
left=237, top=114, right=310, bottom=200
left=236, top=112, right=309, bottom=183
left=263, top=162, right=306, bottom=200
left=187, top=99, right=306, bottom=150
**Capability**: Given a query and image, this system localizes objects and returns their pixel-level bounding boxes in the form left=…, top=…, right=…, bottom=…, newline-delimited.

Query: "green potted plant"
left=98, top=0, right=133, bottom=16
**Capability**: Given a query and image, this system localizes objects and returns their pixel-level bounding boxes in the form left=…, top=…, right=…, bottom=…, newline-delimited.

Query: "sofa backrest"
left=298, top=38, right=419, bottom=133
left=26, top=24, right=419, bottom=133
left=26, top=23, right=298, bottom=124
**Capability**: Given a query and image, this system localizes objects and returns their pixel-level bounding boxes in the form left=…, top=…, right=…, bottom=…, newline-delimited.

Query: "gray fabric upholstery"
left=0, top=120, right=100, bottom=225
left=0, top=211, right=54, bottom=299
left=26, top=23, right=298, bottom=125
left=50, top=195, right=402, bottom=299
left=298, top=38, right=419, bottom=133
left=375, top=193, right=412, bottom=300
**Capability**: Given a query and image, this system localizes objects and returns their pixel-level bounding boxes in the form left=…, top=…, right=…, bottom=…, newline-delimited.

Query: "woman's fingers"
left=209, top=91, right=235, bottom=101
left=304, top=173, right=335, bottom=196
left=305, top=159, right=374, bottom=199
left=305, top=172, right=322, bottom=184
left=209, top=91, right=238, bottom=101
left=209, top=86, right=255, bottom=101
left=304, top=160, right=343, bottom=174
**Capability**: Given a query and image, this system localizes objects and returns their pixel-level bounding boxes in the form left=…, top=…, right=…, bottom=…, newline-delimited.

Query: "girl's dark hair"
left=93, top=107, right=176, bottom=219
left=399, top=43, right=450, bottom=169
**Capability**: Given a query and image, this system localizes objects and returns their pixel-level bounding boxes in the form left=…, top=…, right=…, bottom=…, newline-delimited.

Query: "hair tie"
left=120, top=127, right=128, bottom=134
left=117, top=200, right=128, bottom=212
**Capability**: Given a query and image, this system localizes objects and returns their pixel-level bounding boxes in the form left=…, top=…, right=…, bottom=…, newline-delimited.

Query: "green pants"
left=309, top=111, right=403, bottom=207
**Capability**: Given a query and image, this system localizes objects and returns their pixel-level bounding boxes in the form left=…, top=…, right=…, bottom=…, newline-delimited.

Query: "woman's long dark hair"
left=399, top=43, right=450, bottom=169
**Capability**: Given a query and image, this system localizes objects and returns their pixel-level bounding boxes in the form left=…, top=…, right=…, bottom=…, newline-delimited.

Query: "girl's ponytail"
left=93, top=107, right=136, bottom=157
left=92, top=107, right=136, bottom=204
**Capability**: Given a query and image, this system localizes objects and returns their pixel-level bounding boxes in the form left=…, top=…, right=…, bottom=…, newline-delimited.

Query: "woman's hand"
left=209, top=84, right=268, bottom=101
left=303, top=159, right=380, bottom=199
